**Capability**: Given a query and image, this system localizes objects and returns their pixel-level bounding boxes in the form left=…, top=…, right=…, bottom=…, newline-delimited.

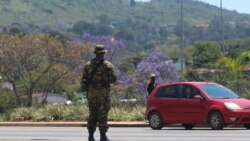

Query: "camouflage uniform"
left=81, top=57, right=117, bottom=134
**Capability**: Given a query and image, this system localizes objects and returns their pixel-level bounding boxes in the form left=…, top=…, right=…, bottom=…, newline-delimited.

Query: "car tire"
left=244, top=124, right=250, bottom=129
left=182, top=124, right=194, bottom=130
left=148, top=112, right=164, bottom=130
left=208, top=111, right=224, bottom=130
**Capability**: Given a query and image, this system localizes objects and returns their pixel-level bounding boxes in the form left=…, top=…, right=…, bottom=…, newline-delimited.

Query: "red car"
left=145, top=82, right=250, bottom=130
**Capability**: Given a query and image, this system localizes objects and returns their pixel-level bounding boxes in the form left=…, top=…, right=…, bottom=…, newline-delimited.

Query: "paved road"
left=0, top=126, right=250, bottom=141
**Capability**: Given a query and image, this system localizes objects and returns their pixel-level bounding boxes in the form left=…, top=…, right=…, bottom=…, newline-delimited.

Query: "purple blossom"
left=72, top=38, right=82, bottom=42
left=81, top=32, right=92, bottom=41
left=121, top=48, right=179, bottom=103
left=72, top=32, right=126, bottom=62
left=124, top=75, right=134, bottom=85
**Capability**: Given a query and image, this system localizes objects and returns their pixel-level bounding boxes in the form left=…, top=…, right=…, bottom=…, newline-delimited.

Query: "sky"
left=135, top=0, right=250, bottom=14
left=198, top=0, right=250, bottom=14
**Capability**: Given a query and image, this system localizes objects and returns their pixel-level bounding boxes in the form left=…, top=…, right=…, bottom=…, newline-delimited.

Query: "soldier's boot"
left=88, top=130, right=95, bottom=141
left=100, top=132, right=110, bottom=141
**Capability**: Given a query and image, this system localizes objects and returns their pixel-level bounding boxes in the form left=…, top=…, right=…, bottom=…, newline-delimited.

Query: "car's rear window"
left=155, top=85, right=180, bottom=98
left=198, top=84, right=239, bottom=99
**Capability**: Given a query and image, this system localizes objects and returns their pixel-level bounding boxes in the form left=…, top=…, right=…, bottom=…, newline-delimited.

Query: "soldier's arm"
left=81, top=64, right=89, bottom=92
left=107, top=62, right=117, bottom=84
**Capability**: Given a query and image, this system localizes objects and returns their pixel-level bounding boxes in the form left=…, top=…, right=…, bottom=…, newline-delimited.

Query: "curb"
left=0, top=121, right=149, bottom=127
left=0, top=122, right=244, bottom=128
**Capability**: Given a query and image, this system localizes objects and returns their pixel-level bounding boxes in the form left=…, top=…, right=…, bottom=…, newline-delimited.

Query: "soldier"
left=81, top=45, right=117, bottom=141
left=147, top=73, right=157, bottom=98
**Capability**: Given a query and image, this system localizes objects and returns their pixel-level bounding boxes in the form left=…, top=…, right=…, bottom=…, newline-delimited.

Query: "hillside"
left=1, top=0, right=249, bottom=27
left=1, top=0, right=250, bottom=47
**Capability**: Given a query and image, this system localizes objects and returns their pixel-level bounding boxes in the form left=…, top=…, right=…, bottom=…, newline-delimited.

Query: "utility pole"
left=180, top=0, right=184, bottom=81
left=220, top=0, right=225, bottom=54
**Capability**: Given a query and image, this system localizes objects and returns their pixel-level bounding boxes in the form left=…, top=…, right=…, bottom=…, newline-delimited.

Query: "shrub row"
left=7, top=103, right=145, bottom=121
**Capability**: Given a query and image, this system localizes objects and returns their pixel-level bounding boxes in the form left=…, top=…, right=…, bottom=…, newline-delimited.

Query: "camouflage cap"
left=94, top=44, right=108, bottom=54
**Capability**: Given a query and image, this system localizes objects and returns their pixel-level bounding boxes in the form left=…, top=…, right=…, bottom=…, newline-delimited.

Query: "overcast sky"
left=135, top=0, right=250, bottom=14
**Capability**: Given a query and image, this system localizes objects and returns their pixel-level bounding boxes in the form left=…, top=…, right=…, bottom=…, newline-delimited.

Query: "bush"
left=243, top=90, right=250, bottom=99
left=10, top=107, right=35, bottom=121
left=226, top=79, right=250, bottom=97
left=0, top=89, right=17, bottom=113
left=37, top=105, right=65, bottom=121
left=0, top=110, right=14, bottom=121
left=9, top=103, right=145, bottom=121
left=108, top=106, right=145, bottom=121
left=10, top=103, right=88, bottom=121
left=61, top=103, right=89, bottom=121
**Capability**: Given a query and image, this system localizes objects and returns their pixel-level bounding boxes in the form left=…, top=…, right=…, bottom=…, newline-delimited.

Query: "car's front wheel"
left=148, top=112, right=164, bottom=130
left=208, top=111, right=224, bottom=130
left=182, top=124, right=195, bottom=130
left=244, top=124, right=250, bottom=129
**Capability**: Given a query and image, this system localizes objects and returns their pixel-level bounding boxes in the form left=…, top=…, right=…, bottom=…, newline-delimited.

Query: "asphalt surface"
left=0, top=121, right=244, bottom=141
left=0, top=137, right=68, bottom=140
left=0, top=138, right=73, bottom=141
left=1, top=126, right=250, bottom=141
left=0, top=121, right=147, bottom=141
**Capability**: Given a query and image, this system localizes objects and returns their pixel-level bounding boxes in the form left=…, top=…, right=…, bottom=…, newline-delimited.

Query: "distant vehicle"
left=119, top=98, right=137, bottom=103
left=145, top=82, right=250, bottom=130
left=65, top=95, right=87, bottom=105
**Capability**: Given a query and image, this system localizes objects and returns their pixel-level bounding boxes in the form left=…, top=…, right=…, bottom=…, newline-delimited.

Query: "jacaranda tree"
left=122, top=48, right=179, bottom=104
left=73, top=32, right=125, bottom=63
left=73, top=32, right=128, bottom=101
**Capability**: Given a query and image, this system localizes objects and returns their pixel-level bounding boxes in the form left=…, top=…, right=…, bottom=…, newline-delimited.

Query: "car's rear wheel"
left=182, top=124, right=195, bottom=130
left=148, top=112, right=164, bottom=130
left=208, top=111, right=224, bottom=130
left=244, top=124, right=250, bottom=129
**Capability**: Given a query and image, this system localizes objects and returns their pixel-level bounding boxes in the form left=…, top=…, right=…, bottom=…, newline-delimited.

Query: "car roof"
left=156, top=81, right=217, bottom=88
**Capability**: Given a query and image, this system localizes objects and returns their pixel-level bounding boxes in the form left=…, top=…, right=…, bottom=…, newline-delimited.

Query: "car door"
left=179, top=84, right=208, bottom=123
left=155, top=84, right=181, bottom=123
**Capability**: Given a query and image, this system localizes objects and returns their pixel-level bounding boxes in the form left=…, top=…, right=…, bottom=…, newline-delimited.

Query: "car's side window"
left=181, top=85, right=201, bottom=99
left=155, top=85, right=180, bottom=98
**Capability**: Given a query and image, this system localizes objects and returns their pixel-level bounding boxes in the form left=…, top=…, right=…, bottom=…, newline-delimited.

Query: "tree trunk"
left=41, top=92, right=49, bottom=105
left=236, top=76, right=240, bottom=95
left=26, top=84, right=35, bottom=107
left=11, top=81, right=21, bottom=105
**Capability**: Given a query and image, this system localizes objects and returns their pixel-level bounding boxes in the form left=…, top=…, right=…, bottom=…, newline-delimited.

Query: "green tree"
left=0, top=34, right=88, bottom=107
left=216, top=51, right=250, bottom=93
left=71, top=21, right=95, bottom=35
left=0, top=89, right=17, bottom=113
left=185, top=71, right=204, bottom=81
left=226, top=38, right=250, bottom=58
left=193, top=42, right=222, bottom=68
left=217, top=51, right=250, bottom=80
left=160, top=45, right=194, bottom=65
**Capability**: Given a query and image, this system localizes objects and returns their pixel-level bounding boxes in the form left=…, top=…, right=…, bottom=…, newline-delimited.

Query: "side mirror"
left=194, top=95, right=203, bottom=101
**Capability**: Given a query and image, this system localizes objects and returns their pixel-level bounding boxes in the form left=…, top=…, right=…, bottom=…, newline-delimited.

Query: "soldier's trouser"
left=87, top=88, right=110, bottom=133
